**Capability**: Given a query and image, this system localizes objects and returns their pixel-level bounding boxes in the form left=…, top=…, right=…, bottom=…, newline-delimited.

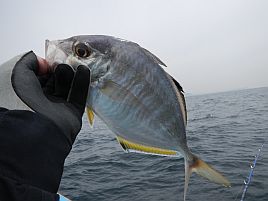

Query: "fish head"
left=45, top=35, right=113, bottom=82
left=45, top=35, right=167, bottom=83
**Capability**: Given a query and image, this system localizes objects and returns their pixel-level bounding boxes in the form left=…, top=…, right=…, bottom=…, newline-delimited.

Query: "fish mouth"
left=35, top=40, right=69, bottom=74
left=45, top=39, right=68, bottom=71
left=37, top=56, right=51, bottom=75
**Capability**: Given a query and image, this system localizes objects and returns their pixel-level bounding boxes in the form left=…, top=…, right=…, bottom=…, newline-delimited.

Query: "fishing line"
left=234, top=143, right=265, bottom=201
left=234, top=183, right=244, bottom=201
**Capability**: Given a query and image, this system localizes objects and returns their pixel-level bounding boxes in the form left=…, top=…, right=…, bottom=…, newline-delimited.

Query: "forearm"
left=0, top=108, right=71, bottom=195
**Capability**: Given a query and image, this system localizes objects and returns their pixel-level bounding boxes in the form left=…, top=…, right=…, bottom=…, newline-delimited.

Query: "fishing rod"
left=240, top=143, right=264, bottom=201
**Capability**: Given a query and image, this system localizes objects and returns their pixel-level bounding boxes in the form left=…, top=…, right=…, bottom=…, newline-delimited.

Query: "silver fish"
left=45, top=35, right=230, bottom=200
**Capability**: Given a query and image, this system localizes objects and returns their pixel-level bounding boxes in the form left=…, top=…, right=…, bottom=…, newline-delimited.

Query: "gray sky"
left=0, top=0, right=267, bottom=94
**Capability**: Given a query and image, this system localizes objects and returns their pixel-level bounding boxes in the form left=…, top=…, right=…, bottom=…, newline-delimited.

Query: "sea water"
left=59, top=87, right=268, bottom=201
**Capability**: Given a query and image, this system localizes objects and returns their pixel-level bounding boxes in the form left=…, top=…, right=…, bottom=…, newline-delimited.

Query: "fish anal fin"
left=183, top=154, right=231, bottom=201
left=86, top=107, right=94, bottom=127
left=116, top=136, right=177, bottom=156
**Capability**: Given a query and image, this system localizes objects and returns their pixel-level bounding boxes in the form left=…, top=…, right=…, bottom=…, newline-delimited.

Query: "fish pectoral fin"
left=183, top=154, right=231, bottom=201
left=100, top=80, right=132, bottom=102
left=116, top=136, right=177, bottom=156
left=86, top=107, right=94, bottom=127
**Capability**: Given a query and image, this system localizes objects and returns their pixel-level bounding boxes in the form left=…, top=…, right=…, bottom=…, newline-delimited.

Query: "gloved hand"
left=11, top=51, right=90, bottom=145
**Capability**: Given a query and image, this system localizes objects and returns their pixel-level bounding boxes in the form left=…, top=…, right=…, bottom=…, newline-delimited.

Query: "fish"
left=44, top=35, right=230, bottom=200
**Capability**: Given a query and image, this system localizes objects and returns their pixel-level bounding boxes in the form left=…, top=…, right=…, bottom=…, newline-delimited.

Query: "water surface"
left=59, top=87, right=268, bottom=201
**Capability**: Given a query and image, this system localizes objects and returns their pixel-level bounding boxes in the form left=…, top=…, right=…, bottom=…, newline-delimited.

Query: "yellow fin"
left=116, top=136, right=177, bottom=156
left=191, top=156, right=231, bottom=187
left=183, top=154, right=231, bottom=201
left=86, top=107, right=94, bottom=126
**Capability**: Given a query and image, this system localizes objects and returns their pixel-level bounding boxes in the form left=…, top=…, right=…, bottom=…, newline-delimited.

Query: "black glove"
left=11, top=51, right=90, bottom=145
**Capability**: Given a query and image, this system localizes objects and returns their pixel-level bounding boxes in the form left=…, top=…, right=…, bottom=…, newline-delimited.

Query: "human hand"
left=11, top=51, right=90, bottom=144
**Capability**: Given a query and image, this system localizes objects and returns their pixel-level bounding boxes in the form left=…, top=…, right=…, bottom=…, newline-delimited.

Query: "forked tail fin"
left=184, top=154, right=231, bottom=201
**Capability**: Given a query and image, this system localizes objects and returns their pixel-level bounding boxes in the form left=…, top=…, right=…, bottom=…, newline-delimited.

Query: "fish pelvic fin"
left=183, top=154, right=231, bottom=201
left=86, top=106, right=94, bottom=127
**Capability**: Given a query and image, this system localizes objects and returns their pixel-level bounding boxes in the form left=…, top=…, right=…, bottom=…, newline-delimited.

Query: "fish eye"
left=74, top=43, right=91, bottom=58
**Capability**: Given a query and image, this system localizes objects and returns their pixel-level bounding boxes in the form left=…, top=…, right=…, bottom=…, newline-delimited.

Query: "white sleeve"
left=0, top=53, right=31, bottom=110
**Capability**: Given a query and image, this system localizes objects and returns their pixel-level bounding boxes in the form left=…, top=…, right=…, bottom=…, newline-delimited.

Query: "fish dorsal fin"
left=116, top=136, right=177, bottom=156
left=141, top=47, right=167, bottom=67
left=169, top=75, right=187, bottom=126
left=86, top=106, right=94, bottom=127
